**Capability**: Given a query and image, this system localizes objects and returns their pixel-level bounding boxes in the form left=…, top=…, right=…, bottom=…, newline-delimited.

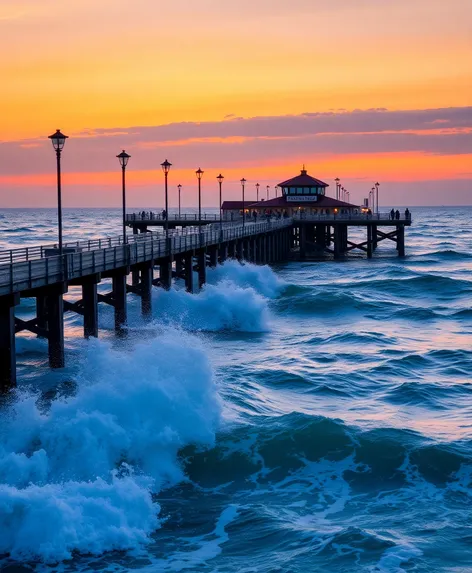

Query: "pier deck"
left=0, top=214, right=411, bottom=389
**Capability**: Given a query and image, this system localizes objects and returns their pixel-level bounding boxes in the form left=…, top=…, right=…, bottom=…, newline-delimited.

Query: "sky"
left=0, top=0, right=471, bottom=207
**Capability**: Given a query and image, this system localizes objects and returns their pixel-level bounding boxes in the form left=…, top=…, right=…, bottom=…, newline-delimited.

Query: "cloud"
left=0, top=107, right=471, bottom=176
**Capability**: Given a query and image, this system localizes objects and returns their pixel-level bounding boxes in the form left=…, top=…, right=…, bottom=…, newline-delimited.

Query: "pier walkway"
left=0, top=219, right=293, bottom=389
left=0, top=212, right=411, bottom=390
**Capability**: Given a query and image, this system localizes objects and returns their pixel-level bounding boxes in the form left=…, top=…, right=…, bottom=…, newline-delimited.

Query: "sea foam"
left=0, top=332, right=221, bottom=563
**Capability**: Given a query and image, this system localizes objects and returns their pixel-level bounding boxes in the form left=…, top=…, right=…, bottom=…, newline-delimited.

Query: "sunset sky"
left=1, top=0, right=471, bottom=207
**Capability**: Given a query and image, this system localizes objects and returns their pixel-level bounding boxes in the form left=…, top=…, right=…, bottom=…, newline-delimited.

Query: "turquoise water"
left=0, top=207, right=471, bottom=572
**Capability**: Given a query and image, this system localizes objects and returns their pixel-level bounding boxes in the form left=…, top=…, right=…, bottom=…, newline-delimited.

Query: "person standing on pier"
left=405, top=208, right=410, bottom=220
left=395, top=209, right=400, bottom=220
left=390, top=208, right=395, bottom=220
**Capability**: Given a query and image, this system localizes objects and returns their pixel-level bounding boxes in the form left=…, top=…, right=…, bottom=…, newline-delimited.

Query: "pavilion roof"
left=278, top=169, right=329, bottom=188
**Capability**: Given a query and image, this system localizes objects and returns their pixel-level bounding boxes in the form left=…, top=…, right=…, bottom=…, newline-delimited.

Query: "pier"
left=0, top=219, right=293, bottom=390
left=0, top=212, right=411, bottom=390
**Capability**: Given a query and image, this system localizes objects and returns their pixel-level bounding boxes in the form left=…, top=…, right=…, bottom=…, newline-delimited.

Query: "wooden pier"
left=0, top=213, right=411, bottom=390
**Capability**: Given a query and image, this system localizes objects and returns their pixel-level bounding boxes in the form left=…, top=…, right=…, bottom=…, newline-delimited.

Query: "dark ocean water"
left=0, top=207, right=471, bottom=573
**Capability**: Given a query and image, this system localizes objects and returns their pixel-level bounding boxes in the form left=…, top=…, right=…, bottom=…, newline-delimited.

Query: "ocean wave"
left=0, top=333, right=221, bottom=563
left=152, top=280, right=270, bottom=332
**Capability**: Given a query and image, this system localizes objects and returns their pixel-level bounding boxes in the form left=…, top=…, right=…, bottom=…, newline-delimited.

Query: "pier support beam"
left=184, top=252, right=194, bottom=293
left=197, top=250, right=206, bottom=288
left=82, top=275, right=100, bottom=338
left=140, top=262, right=153, bottom=318
left=46, top=284, right=66, bottom=368
left=112, top=269, right=128, bottom=332
left=209, top=246, right=218, bottom=268
left=397, top=225, right=405, bottom=256
left=175, top=257, right=183, bottom=279
left=0, top=293, right=20, bottom=391
left=36, top=295, right=48, bottom=334
left=367, top=226, right=373, bottom=259
left=159, top=260, right=172, bottom=290
left=219, top=243, right=228, bottom=264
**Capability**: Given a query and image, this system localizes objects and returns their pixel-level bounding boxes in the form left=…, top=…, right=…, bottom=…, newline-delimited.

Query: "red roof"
left=221, top=200, right=258, bottom=210
left=278, top=169, right=329, bottom=188
left=247, top=196, right=358, bottom=209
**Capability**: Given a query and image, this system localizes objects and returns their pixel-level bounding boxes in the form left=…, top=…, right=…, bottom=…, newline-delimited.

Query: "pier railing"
left=126, top=213, right=221, bottom=222
left=292, top=212, right=412, bottom=223
left=0, top=219, right=292, bottom=295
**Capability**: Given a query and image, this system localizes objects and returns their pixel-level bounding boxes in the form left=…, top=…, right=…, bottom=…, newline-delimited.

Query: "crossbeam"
left=15, top=317, right=48, bottom=338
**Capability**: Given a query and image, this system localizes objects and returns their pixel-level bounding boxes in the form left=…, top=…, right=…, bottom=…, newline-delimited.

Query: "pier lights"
left=371, top=187, right=376, bottom=214
left=266, top=185, right=270, bottom=200
left=369, top=189, right=373, bottom=209
left=335, top=177, right=340, bottom=200
left=196, top=168, right=204, bottom=232
left=375, top=182, right=380, bottom=215
left=217, top=174, right=224, bottom=232
left=240, top=178, right=246, bottom=227
left=256, top=182, right=260, bottom=202
left=341, top=186, right=345, bottom=201
left=117, top=150, right=131, bottom=244
left=177, top=184, right=182, bottom=218
left=48, top=129, right=69, bottom=255
left=161, top=159, right=172, bottom=238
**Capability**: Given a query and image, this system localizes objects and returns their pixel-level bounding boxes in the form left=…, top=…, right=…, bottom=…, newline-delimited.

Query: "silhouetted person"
left=405, top=208, right=410, bottom=220
left=390, top=208, right=395, bottom=220
left=395, top=209, right=400, bottom=220
left=162, top=209, right=167, bottom=220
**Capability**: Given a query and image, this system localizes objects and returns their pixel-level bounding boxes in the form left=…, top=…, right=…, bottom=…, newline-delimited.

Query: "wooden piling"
left=0, top=293, right=20, bottom=391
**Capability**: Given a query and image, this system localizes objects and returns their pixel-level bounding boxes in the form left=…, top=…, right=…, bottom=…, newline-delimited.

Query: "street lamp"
left=217, top=174, right=224, bottom=232
left=48, top=129, right=69, bottom=254
left=161, top=159, right=172, bottom=237
left=241, top=178, right=246, bottom=227
left=375, top=182, right=380, bottom=215
left=177, top=184, right=182, bottom=218
left=341, top=186, right=345, bottom=201
left=256, top=182, right=260, bottom=202
left=371, top=187, right=376, bottom=214
left=117, top=150, right=131, bottom=243
left=196, top=168, right=204, bottom=230
left=335, top=177, right=340, bottom=200
left=266, top=185, right=270, bottom=200
left=369, top=189, right=373, bottom=209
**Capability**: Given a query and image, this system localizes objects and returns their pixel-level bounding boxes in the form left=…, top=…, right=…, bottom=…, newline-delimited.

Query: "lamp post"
left=375, top=182, right=380, bottom=216
left=117, top=150, right=131, bottom=243
left=48, top=129, right=69, bottom=255
left=196, top=168, right=204, bottom=228
left=161, top=159, right=172, bottom=237
left=177, top=184, right=182, bottom=218
left=217, top=174, right=224, bottom=232
left=241, top=178, right=246, bottom=227
left=369, top=189, right=373, bottom=210
left=346, top=191, right=350, bottom=203
left=371, top=187, right=376, bottom=214
left=341, top=186, right=345, bottom=201
left=275, top=186, right=278, bottom=198
left=335, top=177, right=340, bottom=200
left=256, top=182, right=260, bottom=202
left=266, top=185, right=270, bottom=200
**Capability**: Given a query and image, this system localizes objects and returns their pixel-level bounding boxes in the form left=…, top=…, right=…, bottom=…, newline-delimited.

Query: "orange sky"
left=1, top=0, right=471, bottom=206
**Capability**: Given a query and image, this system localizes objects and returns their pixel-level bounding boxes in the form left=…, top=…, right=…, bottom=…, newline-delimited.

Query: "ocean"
left=0, top=206, right=471, bottom=572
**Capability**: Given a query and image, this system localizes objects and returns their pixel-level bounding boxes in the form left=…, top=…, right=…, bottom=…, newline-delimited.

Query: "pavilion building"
left=222, top=168, right=359, bottom=219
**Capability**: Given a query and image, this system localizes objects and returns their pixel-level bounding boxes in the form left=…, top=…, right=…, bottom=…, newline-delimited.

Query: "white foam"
left=0, top=332, right=221, bottom=563
left=152, top=281, right=270, bottom=332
